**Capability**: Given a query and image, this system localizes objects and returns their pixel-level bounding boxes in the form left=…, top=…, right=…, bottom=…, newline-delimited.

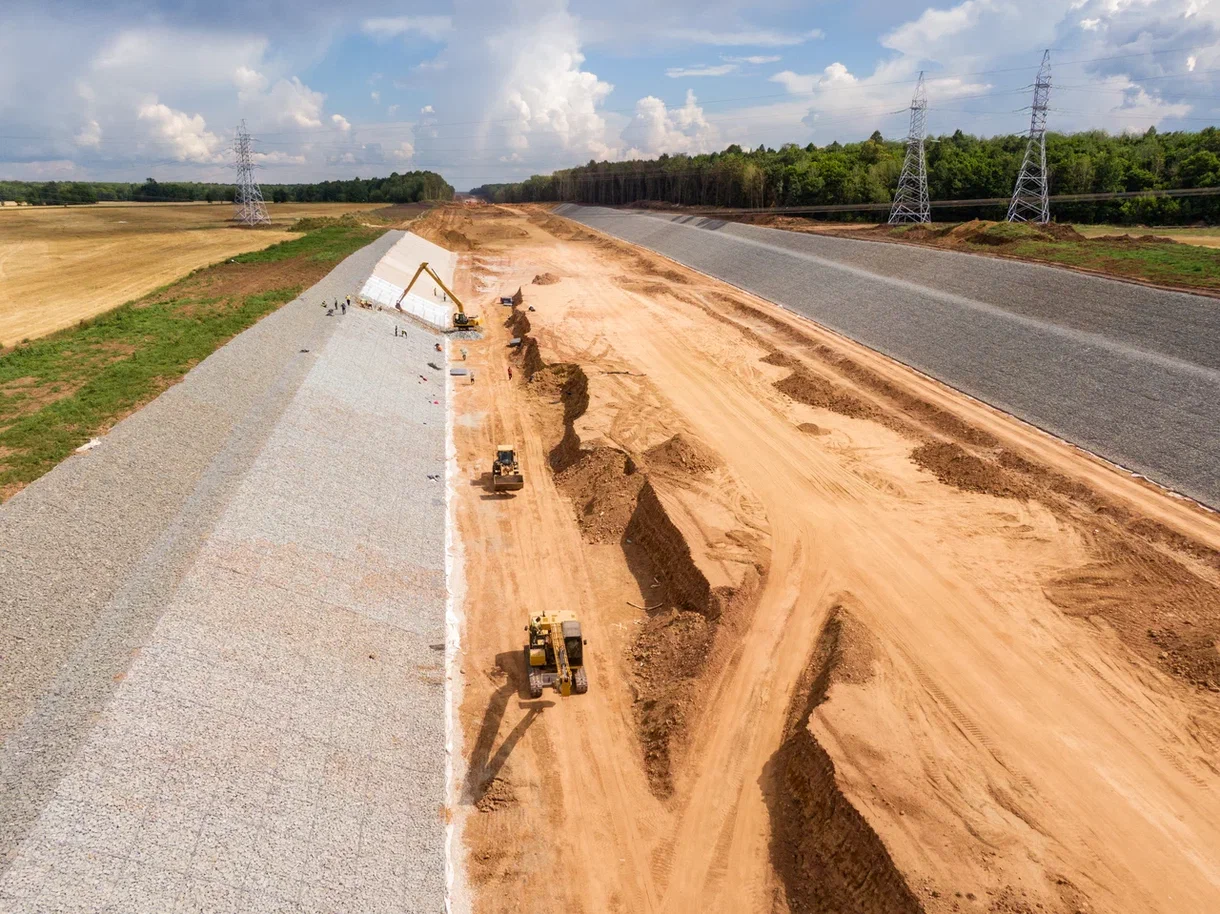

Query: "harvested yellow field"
left=0, top=202, right=383, bottom=345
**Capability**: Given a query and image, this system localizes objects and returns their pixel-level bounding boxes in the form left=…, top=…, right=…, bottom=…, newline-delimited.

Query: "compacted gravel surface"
left=557, top=205, right=1220, bottom=507
left=0, top=230, right=449, bottom=912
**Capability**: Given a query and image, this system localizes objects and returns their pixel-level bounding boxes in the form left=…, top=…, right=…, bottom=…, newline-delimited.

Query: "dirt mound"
left=474, top=777, right=517, bottom=813
left=799, top=422, right=828, bottom=436
left=1046, top=539, right=1220, bottom=690
left=910, top=441, right=1029, bottom=499
left=644, top=433, right=721, bottom=476
left=629, top=606, right=715, bottom=795
left=555, top=447, right=644, bottom=544
left=1094, top=233, right=1179, bottom=246
left=765, top=353, right=876, bottom=420
left=531, top=272, right=561, bottom=285
left=767, top=605, right=923, bottom=914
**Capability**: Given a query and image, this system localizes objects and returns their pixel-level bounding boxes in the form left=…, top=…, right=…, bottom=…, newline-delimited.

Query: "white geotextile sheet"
left=372, top=232, right=457, bottom=307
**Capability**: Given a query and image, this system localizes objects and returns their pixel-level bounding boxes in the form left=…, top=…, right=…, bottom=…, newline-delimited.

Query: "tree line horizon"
left=471, top=126, right=1220, bottom=225
left=0, top=170, right=454, bottom=208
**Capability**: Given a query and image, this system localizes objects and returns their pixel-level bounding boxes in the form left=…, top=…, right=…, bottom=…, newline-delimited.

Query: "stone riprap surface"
left=556, top=205, right=1220, bottom=507
left=0, top=230, right=448, bottom=912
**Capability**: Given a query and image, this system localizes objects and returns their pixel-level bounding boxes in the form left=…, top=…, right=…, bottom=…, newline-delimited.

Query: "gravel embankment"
left=0, top=229, right=449, bottom=912
left=557, top=205, right=1220, bottom=507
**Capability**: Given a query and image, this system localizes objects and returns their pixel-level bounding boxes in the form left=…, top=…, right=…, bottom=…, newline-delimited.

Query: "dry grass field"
left=0, top=202, right=382, bottom=346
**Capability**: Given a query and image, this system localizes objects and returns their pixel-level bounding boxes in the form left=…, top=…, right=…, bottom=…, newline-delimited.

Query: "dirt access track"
left=428, top=203, right=1220, bottom=914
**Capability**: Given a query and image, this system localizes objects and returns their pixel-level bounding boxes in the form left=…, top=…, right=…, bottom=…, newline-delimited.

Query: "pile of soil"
left=644, top=433, right=721, bottom=476
left=531, top=272, right=561, bottom=285
left=766, top=353, right=875, bottom=420
left=554, top=446, right=644, bottom=544
left=909, top=441, right=1029, bottom=500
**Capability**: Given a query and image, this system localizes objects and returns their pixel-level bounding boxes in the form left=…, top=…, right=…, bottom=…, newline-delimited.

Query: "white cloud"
left=663, top=27, right=824, bottom=47
left=233, top=65, right=268, bottom=96
left=666, top=64, right=737, bottom=78
left=882, top=0, right=991, bottom=55
left=136, top=100, right=224, bottom=163
left=388, top=104, right=400, bottom=116
left=361, top=16, right=453, bottom=41
left=621, top=89, right=717, bottom=157
left=421, top=104, right=435, bottom=114
left=723, top=55, right=781, bottom=65
left=771, top=62, right=859, bottom=95
left=1188, top=54, right=1197, bottom=71
left=240, top=73, right=324, bottom=128
left=371, top=90, right=381, bottom=103
left=331, top=113, right=351, bottom=132
left=392, top=141, right=415, bottom=162
left=74, top=119, right=101, bottom=148
left=1080, top=17, right=1102, bottom=29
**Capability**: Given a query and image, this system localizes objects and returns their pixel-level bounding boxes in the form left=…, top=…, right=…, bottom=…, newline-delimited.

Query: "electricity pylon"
left=1007, top=50, right=1052, bottom=224
left=888, top=71, right=930, bottom=224
left=233, top=120, right=270, bottom=226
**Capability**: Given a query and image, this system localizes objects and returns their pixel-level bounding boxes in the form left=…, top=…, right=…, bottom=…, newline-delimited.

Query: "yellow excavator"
left=397, top=261, right=480, bottom=330
left=524, top=611, right=588, bottom=697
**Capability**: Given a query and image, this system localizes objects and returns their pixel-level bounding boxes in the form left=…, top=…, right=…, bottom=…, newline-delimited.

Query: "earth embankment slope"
left=447, top=203, right=1220, bottom=914
left=555, top=204, right=1220, bottom=508
left=0, top=231, right=450, bottom=912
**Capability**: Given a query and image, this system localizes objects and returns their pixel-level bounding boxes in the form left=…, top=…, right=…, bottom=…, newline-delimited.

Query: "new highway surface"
left=556, top=204, right=1220, bottom=508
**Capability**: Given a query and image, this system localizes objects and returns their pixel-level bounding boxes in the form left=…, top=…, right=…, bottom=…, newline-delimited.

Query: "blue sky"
left=2, top=0, right=1216, bottom=189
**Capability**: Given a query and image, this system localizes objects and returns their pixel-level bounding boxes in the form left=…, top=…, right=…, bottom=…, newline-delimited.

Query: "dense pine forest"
left=473, top=127, right=1220, bottom=224
left=0, top=170, right=454, bottom=207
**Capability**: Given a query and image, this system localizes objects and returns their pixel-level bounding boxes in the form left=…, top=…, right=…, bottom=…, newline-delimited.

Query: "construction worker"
left=507, top=366, right=513, bottom=381
left=346, top=295, right=351, bottom=310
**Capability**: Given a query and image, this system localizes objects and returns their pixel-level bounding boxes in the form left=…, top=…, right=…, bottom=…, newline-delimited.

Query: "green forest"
left=0, top=170, right=454, bottom=208
left=473, top=127, right=1220, bottom=224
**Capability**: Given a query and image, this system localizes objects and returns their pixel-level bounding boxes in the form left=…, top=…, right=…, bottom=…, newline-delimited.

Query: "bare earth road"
left=555, top=205, right=1220, bottom=509
left=433, top=205, right=1220, bottom=914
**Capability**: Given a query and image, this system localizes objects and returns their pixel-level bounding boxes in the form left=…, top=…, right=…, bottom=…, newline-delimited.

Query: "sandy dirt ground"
left=434, top=203, right=1220, bottom=914
left=0, top=202, right=381, bottom=345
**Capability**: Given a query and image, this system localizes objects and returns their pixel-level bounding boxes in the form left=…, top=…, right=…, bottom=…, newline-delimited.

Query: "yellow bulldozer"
left=490, top=443, right=524, bottom=493
left=399, top=261, right=480, bottom=330
left=525, top=610, right=588, bottom=697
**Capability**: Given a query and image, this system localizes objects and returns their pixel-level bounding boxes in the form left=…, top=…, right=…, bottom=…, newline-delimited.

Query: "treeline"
left=473, top=127, right=1220, bottom=224
left=0, top=171, right=454, bottom=207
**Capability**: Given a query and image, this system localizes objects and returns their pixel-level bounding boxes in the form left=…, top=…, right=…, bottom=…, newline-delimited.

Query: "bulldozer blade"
left=493, top=475, right=524, bottom=492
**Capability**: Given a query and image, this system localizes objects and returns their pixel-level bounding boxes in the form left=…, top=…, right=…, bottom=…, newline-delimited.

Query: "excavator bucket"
left=492, top=473, right=524, bottom=492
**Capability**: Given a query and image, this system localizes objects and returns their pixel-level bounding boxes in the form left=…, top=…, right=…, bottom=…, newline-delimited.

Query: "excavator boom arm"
left=401, top=261, right=468, bottom=315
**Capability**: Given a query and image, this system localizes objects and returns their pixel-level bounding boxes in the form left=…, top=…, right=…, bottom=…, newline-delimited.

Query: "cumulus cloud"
left=137, top=100, right=224, bottom=162
left=1080, top=17, right=1102, bottom=30
left=666, top=64, right=737, bottom=78
left=371, top=90, right=381, bottom=103
left=361, top=16, right=453, bottom=41
left=421, top=104, right=435, bottom=114
left=621, top=90, right=717, bottom=157
left=74, top=119, right=101, bottom=148
left=392, top=141, right=415, bottom=162
left=331, top=113, right=351, bottom=132
left=413, top=0, right=617, bottom=175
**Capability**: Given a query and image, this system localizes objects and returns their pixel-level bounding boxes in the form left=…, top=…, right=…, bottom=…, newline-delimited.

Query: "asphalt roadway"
left=555, top=204, right=1220, bottom=508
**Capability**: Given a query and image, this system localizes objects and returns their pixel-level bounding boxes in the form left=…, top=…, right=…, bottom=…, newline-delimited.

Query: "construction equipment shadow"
left=464, top=651, right=551, bottom=807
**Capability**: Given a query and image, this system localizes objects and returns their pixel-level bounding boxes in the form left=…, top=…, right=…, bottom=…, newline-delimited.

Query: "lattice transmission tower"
left=889, top=71, right=930, bottom=224
left=233, top=120, right=270, bottom=226
left=1007, top=50, right=1052, bottom=224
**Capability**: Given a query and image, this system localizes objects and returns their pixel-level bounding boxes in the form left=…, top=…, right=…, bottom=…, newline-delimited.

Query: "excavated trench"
left=506, top=302, right=758, bottom=797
